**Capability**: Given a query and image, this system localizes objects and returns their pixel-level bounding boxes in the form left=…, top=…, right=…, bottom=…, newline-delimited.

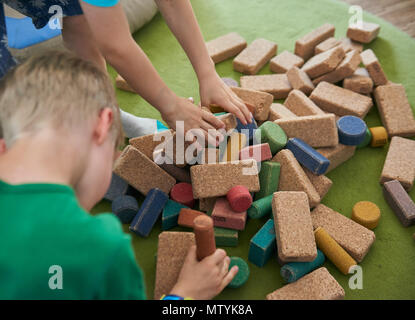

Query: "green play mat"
left=92, top=0, right=415, bottom=300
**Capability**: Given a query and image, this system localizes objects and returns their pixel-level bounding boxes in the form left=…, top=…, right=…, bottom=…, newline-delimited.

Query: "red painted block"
left=227, top=185, right=252, bottom=213
left=212, top=198, right=247, bottom=230
left=178, top=208, right=206, bottom=228
left=170, top=182, right=195, bottom=208
left=239, top=143, right=272, bottom=162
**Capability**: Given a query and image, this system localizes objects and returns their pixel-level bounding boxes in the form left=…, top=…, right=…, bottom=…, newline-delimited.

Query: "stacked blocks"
left=286, top=138, right=330, bottom=175
left=227, top=257, right=250, bottom=288
left=212, top=197, right=247, bottom=230
left=227, top=185, right=252, bottom=213
left=214, top=227, right=238, bottom=247
left=336, top=116, right=368, bottom=146
left=104, top=173, right=129, bottom=201
left=280, top=249, right=325, bottom=283
left=193, top=215, right=216, bottom=261
left=170, top=182, right=195, bottom=208
left=161, top=200, right=188, bottom=230
left=239, top=143, right=272, bottom=162
left=255, top=161, right=280, bottom=200
left=111, top=195, right=139, bottom=224
left=301, top=46, right=345, bottom=79
left=178, top=208, right=206, bottom=228
left=383, top=180, right=415, bottom=227
left=130, top=188, right=168, bottom=237
left=315, top=37, right=340, bottom=54
left=248, top=194, right=273, bottom=219
left=255, top=121, right=287, bottom=154
left=351, top=201, right=381, bottom=230
left=248, top=219, right=276, bottom=267
left=369, top=127, right=388, bottom=147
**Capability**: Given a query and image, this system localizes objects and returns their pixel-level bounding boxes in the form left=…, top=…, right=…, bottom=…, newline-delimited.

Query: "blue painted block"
left=280, top=249, right=325, bottom=283
left=130, top=188, right=168, bottom=237
left=162, top=200, right=188, bottom=230
left=336, top=116, right=368, bottom=146
left=104, top=173, right=129, bottom=201
left=236, top=115, right=258, bottom=142
left=111, top=195, right=139, bottom=224
left=286, top=138, right=330, bottom=175
left=248, top=219, right=276, bottom=267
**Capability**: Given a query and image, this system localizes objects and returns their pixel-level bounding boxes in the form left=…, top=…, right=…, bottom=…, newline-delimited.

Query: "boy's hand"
left=170, top=246, right=239, bottom=300
left=199, top=71, right=253, bottom=125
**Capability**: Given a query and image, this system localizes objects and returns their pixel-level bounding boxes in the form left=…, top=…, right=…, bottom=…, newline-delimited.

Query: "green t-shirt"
left=0, top=180, right=146, bottom=300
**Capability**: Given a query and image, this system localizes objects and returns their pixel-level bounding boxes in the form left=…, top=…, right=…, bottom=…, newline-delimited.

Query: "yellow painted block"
left=221, top=132, right=247, bottom=162
left=351, top=201, right=381, bottom=229
left=369, top=126, right=388, bottom=147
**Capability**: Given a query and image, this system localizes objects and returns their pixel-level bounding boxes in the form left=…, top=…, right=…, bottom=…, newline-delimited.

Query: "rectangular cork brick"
left=216, top=113, right=237, bottom=132
left=295, top=23, right=335, bottom=61
left=347, top=22, right=380, bottom=44
left=303, top=166, right=333, bottom=200
left=272, top=150, right=320, bottom=208
left=312, top=49, right=361, bottom=85
left=380, top=136, right=415, bottom=191
left=317, top=144, right=356, bottom=173
left=311, top=204, right=376, bottom=262
left=113, top=145, right=176, bottom=195
left=268, top=103, right=298, bottom=121
left=206, top=32, right=247, bottom=64
left=266, top=267, right=345, bottom=300
left=361, top=49, right=388, bottom=86
left=270, top=50, right=304, bottom=74
left=212, top=197, right=247, bottom=230
left=383, top=180, right=415, bottom=227
left=314, top=37, right=341, bottom=55
left=301, top=46, right=345, bottom=79
left=129, top=130, right=174, bottom=160
left=190, top=160, right=260, bottom=199
left=287, top=66, right=315, bottom=96
left=240, top=74, right=292, bottom=99
left=115, top=74, right=134, bottom=93
left=339, top=37, right=363, bottom=53
left=284, top=90, right=325, bottom=116
left=310, top=81, right=373, bottom=118
left=274, top=114, right=338, bottom=148
left=231, top=87, right=273, bottom=121
left=154, top=232, right=195, bottom=299
left=343, top=68, right=374, bottom=94
left=272, top=191, right=317, bottom=263
left=374, top=83, right=415, bottom=138
left=233, top=38, right=277, bottom=75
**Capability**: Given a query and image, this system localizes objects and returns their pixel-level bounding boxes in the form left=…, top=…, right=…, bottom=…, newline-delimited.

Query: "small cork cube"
left=231, top=87, right=273, bottom=121
left=206, top=32, right=247, bottom=64
left=286, top=67, right=315, bottom=96
left=212, top=197, right=247, bottom=231
left=317, top=144, right=356, bottom=173
left=314, top=37, right=341, bottom=55
left=233, top=38, right=277, bottom=75
left=383, top=180, right=415, bottom=227
left=284, top=89, right=325, bottom=117
left=268, top=103, right=298, bottom=121
left=248, top=219, right=276, bottom=267
left=240, top=74, right=292, bottom=99
left=270, top=50, right=304, bottom=74
left=295, top=23, right=335, bottom=61
left=361, top=49, right=388, bottom=86
left=347, top=22, right=380, bottom=44
left=301, top=46, right=345, bottom=79
left=343, top=68, right=374, bottom=94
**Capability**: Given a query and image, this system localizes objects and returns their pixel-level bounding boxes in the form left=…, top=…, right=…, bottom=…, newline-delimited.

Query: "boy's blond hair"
left=0, top=50, right=123, bottom=148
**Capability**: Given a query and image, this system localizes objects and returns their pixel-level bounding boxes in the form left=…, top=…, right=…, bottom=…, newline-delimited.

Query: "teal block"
left=227, top=257, right=250, bottom=288
left=255, top=161, right=280, bottom=200
left=280, top=249, right=325, bottom=283
left=248, top=194, right=273, bottom=219
left=161, top=200, right=188, bottom=230
left=248, top=219, right=276, bottom=267
left=214, top=227, right=238, bottom=247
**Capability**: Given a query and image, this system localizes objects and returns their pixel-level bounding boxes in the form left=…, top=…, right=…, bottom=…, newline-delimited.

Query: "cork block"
left=240, top=74, right=292, bottom=99
left=214, top=227, right=238, bottom=247
left=339, top=37, right=363, bottom=53
left=268, top=103, right=297, bottom=121
left=190, top=160, right=260, bottom=199
left=248, top=219, right=276, bottom=267
left=286, top=67, right=315, bottom=96
left=301, top=46, right=345, bottom=79
left=360, top=49, right=388, bottom=86
left=303, top=166, right=332, bottom=200
left=272, top=191, right=317, bottom=263
left=231, top=87, right=273, bottom=121
left=311, top=204, right=376, bottom=262
left=212, top=197, right=247, bottom=230
left=267, top=267, right=344, bottom=300
left=154, top=232, right=195, bottom=299
left=314, top=37, right=341, bottom=55
left=115, top=74, right=134, bottom=93
left=317, top=144, right=356, bottom=173
left=274, top=114, right=338, bottom=148
left=221, top=132, right=247, bottom=162
left=310, top=81, right=373, bottom=118
left=113, top=145, right=176, bottom=195
left=216, top=113, right=237, bottom=131
left=284, top=90, right=324, bottom=116
left=374, top=83, right=415, bottom=138
left=104, top=173, right=128, bottom=202
left=157, top=161, right=191, bottom=184
left=380, top=136, right=415, bottom=191
left=383, top=180, right=415, bottom=227
left=347, top=22, right=380, bottom=44
left=270, top=50, right=304, bottom=74
left=129, top=130, right=173, bottom=160
left=295, top=23, right=335, bottom=61
left=206, top=32, right=247, bottom=64
left=312, top=49, right=361, bottom=85
left=178, top=208, right=206, bottom=228
left=239, top=143, right=272, bottom=162
left=280, top=249, right=325, bottom=283
left=272, top=150, right=320, bottom=208
left=255, top=161, right=281, bottom=200
left=343, top=68, right=374, bottom=94
left=233, top=38, right=277, bottom=75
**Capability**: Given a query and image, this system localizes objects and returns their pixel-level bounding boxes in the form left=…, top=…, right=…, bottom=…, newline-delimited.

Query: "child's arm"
left=155, top=0, right=252, bottom=125
left=169, top=246, right=238, bottom=300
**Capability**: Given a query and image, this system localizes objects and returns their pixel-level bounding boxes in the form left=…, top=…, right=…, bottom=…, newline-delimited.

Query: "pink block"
left=211, top=198, right=247, bottom=230
left=239, top=143, right=272, bottom=162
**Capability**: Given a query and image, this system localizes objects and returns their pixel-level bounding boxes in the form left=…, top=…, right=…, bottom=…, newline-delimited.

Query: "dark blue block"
left=111, top=195, right=139, bottom=224
left=286, top=138, right=330, bottom=175
left=130, top=188, right=168, bottom=237
left=104, top=173, right=129, bottom=201
left=236, top=115, right=258, bottom=142
left=336, top=116, right=368, bottom=146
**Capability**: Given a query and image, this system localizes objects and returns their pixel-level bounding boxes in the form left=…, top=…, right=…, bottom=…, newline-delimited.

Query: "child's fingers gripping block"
left=162, top=200, right=189, bottom=231
left=227, top=257, right=250, bottom=288
left=351, top=201, right=381, bottom=230
left=170, top=182, right=195, bottom=208
left=226, top=185, right=252, bottom=213
left=336, top=116, right=368, bottom=146
left=248, top=219, right=276, bottom=267
left=178, top=208, right=207, bottom=228
left=129, top=188, right=168, bottom=237
left=280, top=249, right=325, bottom=283
left=248, top=194, right=273, bottom=219
left=193, top=215, right=216, bottom=261
left=111, top=195, right=139, bottom=224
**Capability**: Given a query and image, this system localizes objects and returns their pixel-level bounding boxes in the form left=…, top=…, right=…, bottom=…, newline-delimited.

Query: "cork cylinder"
left=194, top=215, right=216, bottom=261
left=314, top=227, right=357, bottom=275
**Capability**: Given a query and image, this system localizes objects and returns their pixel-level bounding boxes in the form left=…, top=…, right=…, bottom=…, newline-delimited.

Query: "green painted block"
left=255, top=121, right=287, bottom=154
left=161, top=200, right=188, bottom=230
left=357, top=127, right=372, bottom=149
left=255, top=161, right=280, bottom=200
left=228, top=257, right=250, bottom=288
left=248, top=219, right=276, bottom=267
left=248, top=194, right=273, bottom=219
left=214, top=227, right=238, bottom=247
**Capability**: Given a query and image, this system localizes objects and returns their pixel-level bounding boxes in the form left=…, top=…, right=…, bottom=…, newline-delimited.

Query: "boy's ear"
left=94, top=108, right=113, bottom=145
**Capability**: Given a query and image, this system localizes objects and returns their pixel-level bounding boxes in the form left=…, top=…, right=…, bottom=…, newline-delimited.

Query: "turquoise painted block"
left=248, top=219, right=276, bottom=267
left=161, top=200, right=188, bottom=230
left=280, top=249, right=325, bottom=283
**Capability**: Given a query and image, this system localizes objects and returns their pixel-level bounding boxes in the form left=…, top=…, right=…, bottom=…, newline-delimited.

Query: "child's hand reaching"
left=170, top=246, right=239, bottom=300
